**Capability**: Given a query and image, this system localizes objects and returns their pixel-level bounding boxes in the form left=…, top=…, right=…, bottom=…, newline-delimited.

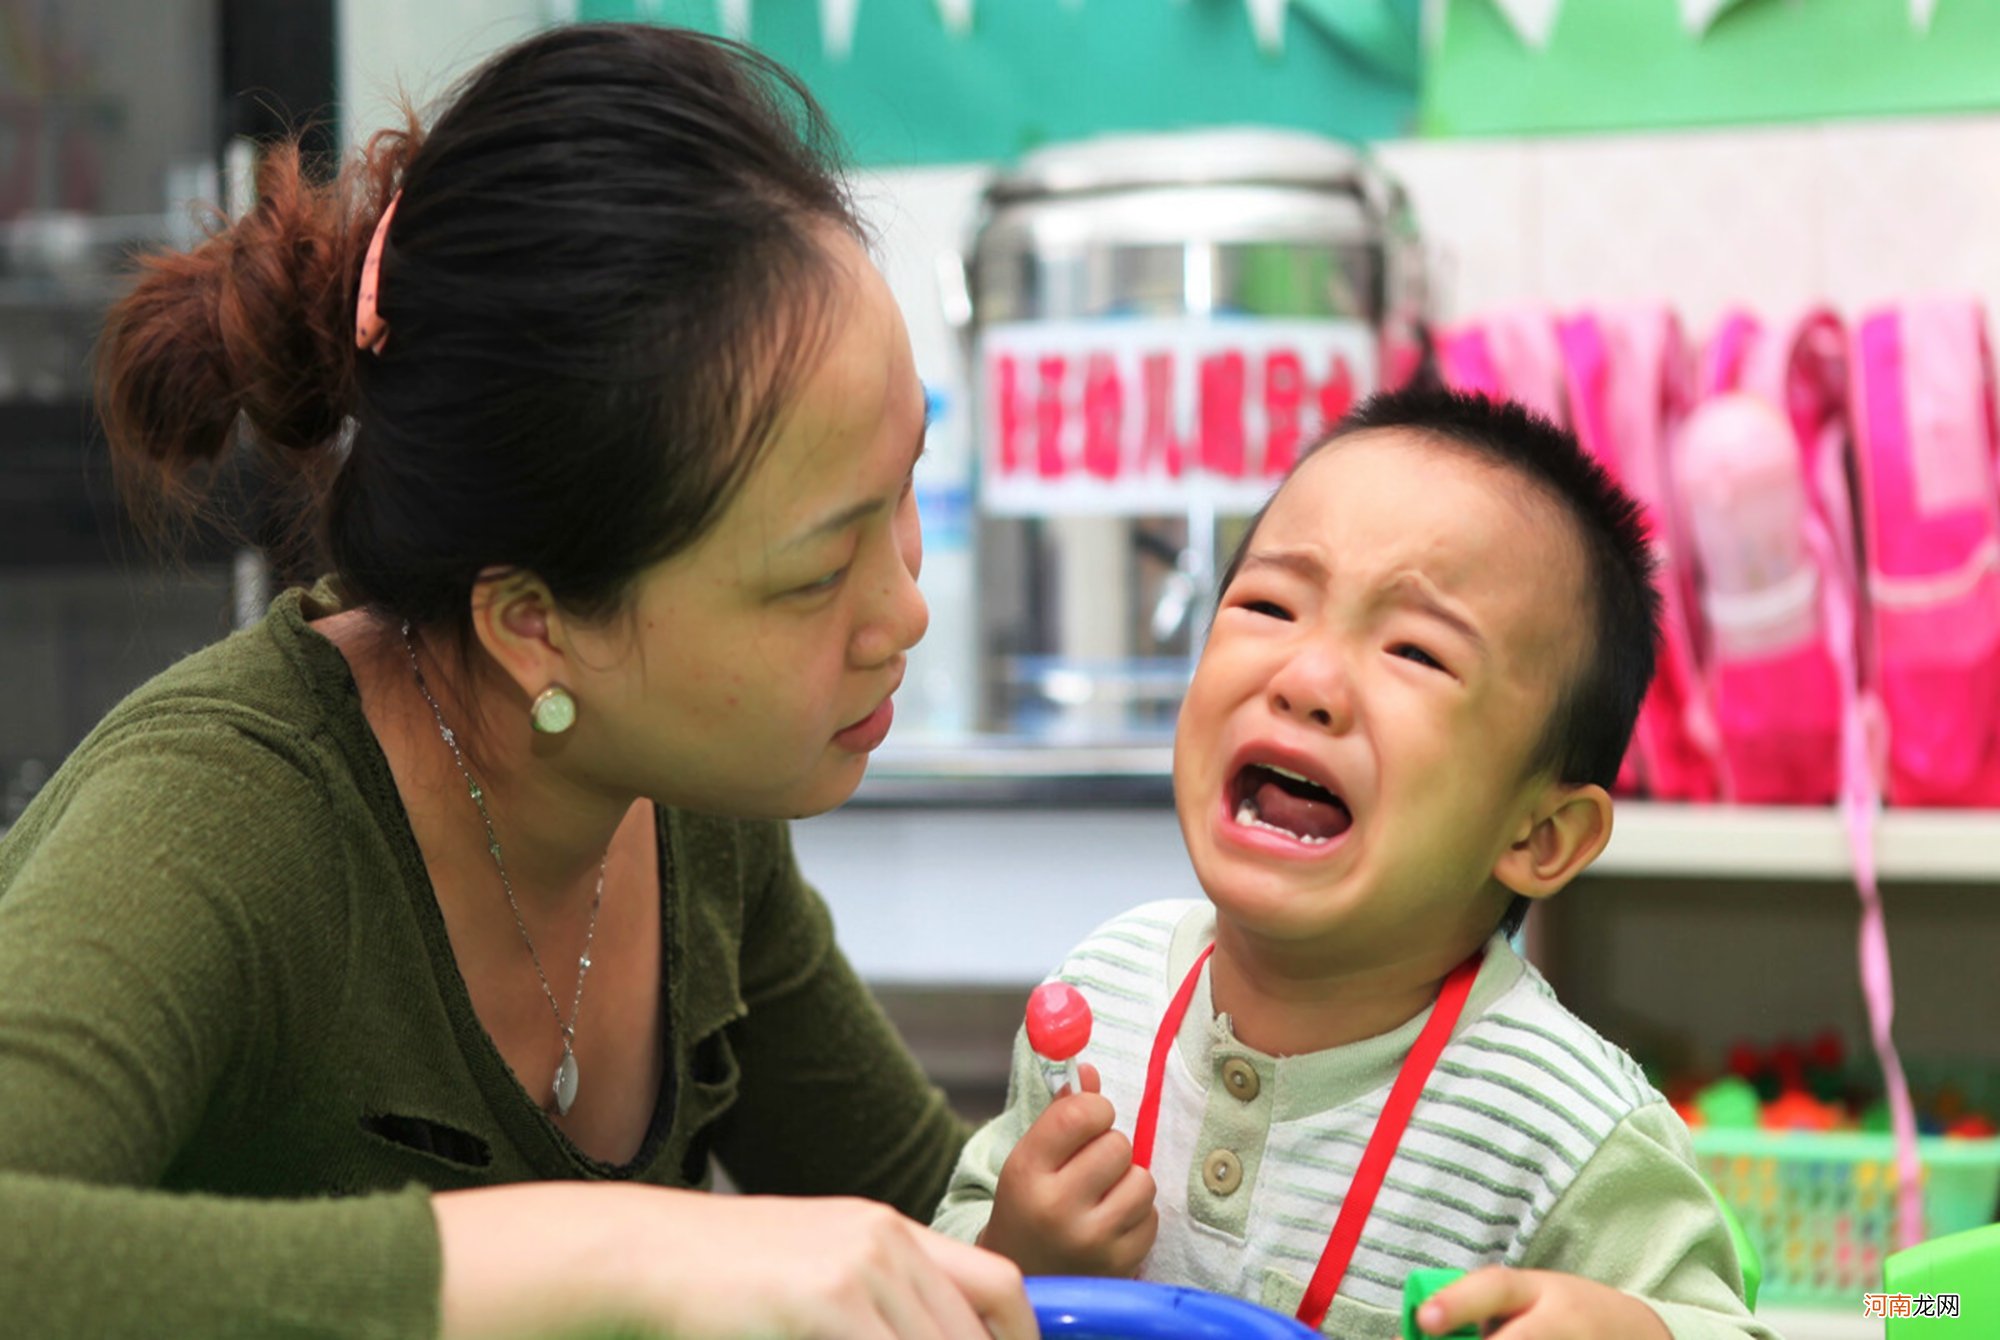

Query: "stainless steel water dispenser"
left=957, top=128, right=1424, bottom=743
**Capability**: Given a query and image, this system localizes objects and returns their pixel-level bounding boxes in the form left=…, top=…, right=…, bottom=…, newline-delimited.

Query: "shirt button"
left=1202, top=1148, right=1243, bottom=1197
left=1222, top=1057, right=1261, bottom=1102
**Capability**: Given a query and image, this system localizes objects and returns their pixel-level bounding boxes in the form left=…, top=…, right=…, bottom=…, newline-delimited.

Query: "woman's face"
left=565, top=229, right=929, bottom=819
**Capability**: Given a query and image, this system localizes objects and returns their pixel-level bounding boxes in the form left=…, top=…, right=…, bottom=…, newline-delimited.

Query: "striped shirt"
left=936, top=900, right=1771, bottom=1340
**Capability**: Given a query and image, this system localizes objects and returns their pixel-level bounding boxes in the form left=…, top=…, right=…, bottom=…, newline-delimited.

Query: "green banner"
left=1426, top=0, right=2000, bottom=137
left=576, top=0, right=1419, bottom=166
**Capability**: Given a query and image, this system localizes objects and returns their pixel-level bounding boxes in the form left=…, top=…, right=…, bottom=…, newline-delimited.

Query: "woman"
left=0, top=24, right=1031, bottom=1340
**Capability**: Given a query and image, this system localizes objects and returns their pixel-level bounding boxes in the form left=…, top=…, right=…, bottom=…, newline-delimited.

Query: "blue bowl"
left=1025, top=1276, right=1322, bottom=1339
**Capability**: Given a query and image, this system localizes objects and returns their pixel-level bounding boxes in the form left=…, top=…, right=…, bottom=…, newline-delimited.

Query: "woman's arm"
left=0, top=1172, right=439, bottom=1338
left=434, top=1182, right=1031, bottom=1339
left=0, top=724, right=444, bottom=1337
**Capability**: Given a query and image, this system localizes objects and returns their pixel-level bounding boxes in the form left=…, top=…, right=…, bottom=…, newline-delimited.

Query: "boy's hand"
left=977, top=1063, right=1158, bottom=1277
left=1415, top=1266, right=1672, bottom=1339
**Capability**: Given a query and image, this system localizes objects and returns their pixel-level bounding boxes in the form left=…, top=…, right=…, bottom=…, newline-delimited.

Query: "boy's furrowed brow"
left=1383, top=574, right=1488, bottom=652
left=1238, top=549, right=1329, bottom=583
left=1243, top=551, right=1490, bottom=652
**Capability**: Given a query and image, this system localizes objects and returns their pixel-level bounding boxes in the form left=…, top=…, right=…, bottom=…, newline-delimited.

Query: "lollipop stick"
left=1026, top=980, right=1094, bottom=1100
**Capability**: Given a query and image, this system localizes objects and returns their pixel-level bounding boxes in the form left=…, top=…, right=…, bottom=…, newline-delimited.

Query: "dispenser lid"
left=986, top=127, right=1372, bottom=204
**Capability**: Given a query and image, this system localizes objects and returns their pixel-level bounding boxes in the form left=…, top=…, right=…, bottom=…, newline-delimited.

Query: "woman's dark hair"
left=96, top=24, right=861, bottom=638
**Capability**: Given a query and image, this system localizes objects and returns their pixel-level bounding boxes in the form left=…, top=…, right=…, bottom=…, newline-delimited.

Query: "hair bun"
left=95, top=121, right=422, bottom=541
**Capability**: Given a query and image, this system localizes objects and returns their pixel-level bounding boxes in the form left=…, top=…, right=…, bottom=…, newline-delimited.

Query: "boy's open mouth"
left=1230, top=762, right=1353, bottom=845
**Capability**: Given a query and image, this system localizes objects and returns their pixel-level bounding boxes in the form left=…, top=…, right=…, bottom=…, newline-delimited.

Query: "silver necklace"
left=402, top=622, right=604, bottom=1117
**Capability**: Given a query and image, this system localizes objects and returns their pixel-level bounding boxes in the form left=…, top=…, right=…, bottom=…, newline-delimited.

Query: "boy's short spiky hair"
left=1215, top=387, right=1662, bottom=937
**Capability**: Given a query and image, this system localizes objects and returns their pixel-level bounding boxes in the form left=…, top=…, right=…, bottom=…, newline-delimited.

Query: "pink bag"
left=1849, top=300, right=2000, bottom=806
left=1557, top=308, right=1722, bottom=801
left=1437, top=311, right=1649, bottom=795
left=1435, top=310, right=1569, bottom=428
left=1673, top=310, right=1851, bottom=804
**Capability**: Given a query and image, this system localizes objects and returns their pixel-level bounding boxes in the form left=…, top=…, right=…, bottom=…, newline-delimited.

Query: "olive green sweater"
left=0, top=585, right=967, bottom=1338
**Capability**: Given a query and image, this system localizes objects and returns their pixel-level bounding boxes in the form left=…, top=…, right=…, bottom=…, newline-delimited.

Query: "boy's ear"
left=1493, top=782, right=1614, bottom=899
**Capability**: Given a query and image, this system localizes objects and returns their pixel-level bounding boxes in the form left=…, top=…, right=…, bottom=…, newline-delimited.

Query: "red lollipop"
left=1027, top=981, right=1093, bottom=1095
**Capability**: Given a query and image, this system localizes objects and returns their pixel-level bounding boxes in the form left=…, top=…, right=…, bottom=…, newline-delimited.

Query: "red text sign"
left=981, top=318, right=1377, bottom=515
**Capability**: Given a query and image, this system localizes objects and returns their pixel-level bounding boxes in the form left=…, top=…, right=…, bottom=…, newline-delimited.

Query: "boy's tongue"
left=1252, top=774, right=1351, bottom=841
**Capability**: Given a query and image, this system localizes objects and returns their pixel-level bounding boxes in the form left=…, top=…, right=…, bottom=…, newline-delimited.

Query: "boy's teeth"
left=1266, top=765, right=1316, bottom=786
left=1234, top=797, right=1333, bottom=845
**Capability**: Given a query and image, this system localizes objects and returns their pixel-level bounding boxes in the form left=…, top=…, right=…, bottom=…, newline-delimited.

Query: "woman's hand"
left=1414, top=1266, right=1672, bottom=1339
left=433, top=1183, right=1035, bottom=1340
left=976, top=1063, right=1158, bottom=1278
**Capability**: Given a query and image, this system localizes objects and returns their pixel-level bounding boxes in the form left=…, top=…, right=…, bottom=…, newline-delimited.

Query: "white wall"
left=1378, top=114, right=2000, bottom=336
left=337, top=0, right=547, bottom=144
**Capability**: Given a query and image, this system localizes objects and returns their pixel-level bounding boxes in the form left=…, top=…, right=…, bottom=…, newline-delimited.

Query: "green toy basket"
left=1692, top=1131, right=2000, bottom=1308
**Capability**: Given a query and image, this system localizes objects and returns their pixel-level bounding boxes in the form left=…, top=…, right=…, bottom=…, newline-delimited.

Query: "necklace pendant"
left=553, top=1047, right=579, bottom=1116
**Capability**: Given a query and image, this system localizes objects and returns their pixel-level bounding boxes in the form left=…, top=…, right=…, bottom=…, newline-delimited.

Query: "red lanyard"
left=1129, top=944, right=1484, bottom=1330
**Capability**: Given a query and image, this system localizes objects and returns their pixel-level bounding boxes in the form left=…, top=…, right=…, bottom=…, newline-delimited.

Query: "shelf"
left=1756, top=1306, right=1881, bottom=1339
left=852, top=740, right=1173, bottom=806
left=1597, top=804, right=2000, bottom=884
left=860, top=738, right=2000, bottom=881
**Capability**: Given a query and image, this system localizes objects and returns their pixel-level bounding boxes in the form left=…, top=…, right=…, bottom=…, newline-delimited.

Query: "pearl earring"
left=530, top=685, right=577, bottom=734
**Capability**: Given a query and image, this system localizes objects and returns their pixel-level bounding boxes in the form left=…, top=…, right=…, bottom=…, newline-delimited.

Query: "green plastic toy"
left=1399, top=1220, right=1760, bottom=1339
left=1883, top=1221, right=2000, bottom=1336
left=1694, top=1076, right=1762, bottom=1131
left=1401, top=1268, right=1478, bottom=1339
